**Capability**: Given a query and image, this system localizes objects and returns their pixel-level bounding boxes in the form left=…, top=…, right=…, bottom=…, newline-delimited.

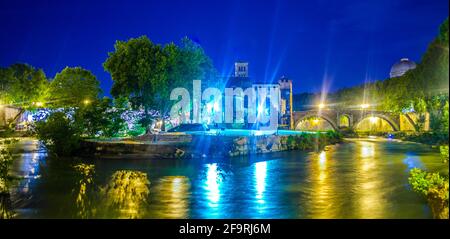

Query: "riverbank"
left=80, top=131, right=343, bottom=159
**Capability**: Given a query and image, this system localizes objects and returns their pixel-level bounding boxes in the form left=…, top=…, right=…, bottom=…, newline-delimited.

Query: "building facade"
left=224, top=62, right=293, bottom=129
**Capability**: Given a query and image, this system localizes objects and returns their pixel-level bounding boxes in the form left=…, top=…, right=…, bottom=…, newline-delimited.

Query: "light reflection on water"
left=151, top=176, right=190, bottom=218
left=205, top=163, right=221, bottom=206
left=4, top=138, right=448, bottom=219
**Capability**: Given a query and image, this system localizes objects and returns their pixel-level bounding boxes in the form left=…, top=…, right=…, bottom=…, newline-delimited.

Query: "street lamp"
left=318, top=103, right=325, bottom=109
left=83, top=99, right=91, bottom=105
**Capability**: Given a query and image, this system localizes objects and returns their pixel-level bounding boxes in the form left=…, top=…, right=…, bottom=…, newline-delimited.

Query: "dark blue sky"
left=0, top=0, right=448, bottom=95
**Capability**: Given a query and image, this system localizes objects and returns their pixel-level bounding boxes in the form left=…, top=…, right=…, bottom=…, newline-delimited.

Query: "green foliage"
left=0, top=63, right=49, bottom=109
left=48, top=67, right=101, bottom=108
left=104, top=36, right=168, bottom=115
left=285, top=131, right=342, bottom=151
left=439, top=18, right=449, bottom=45
left=127, top=122, right=147, bottom=137
left=0, top=149, right=13, bottom=181
left=102, top=98, right=128, bottom=137
left=402, top=132, right=449, bottom=146
left=73, top=98, right=111, bottom=137
left=35, top=111, right=81, bottom=156
left=440, top=145, right=449, bottom=163
left=409, top=168, right=449, bottom=219
left=71, top=96, right=130, bottom=138
left=103, top=36, right=218, bottom=127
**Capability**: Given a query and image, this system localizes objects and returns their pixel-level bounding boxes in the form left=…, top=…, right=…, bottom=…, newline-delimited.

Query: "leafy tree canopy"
left=48, top=67, right=102, bottom=108
left=0, top=63, right=48, bottom=109
left=103, top=35, right=218, bottom=125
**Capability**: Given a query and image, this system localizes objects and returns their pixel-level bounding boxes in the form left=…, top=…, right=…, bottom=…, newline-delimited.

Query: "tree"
left=103, top=36, right=168, bottom=127
left=165, top=37, right=218, bottom=90
left=48, top=67, right=101, bottom=108
left=35, top=111, right=82, bottom=156
left=73, top=98, right=110, bottom=137
left=73, top=97, right=128, bottom=138
left=104, top=36, right=218, bottom=130
left=0, top=63, right=48, bottom=109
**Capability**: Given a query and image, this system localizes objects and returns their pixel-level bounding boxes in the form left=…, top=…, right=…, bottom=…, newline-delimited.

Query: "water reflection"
left=204, top=164, right=221, bottom=206
left=6, top=138, right=447, bottom=219
left=152, top=176, right=190, bottom=218
left=403, top=153, right=424, bottom=171
left=306, top=149, right=336, bottom=218
left=254, top=161, right=267, bottom=204
left=354, top=141, right=386, bottom=218
left=101, top=170, right=150, bottom=219
left=73, top=164, right=95, bottom=219
left=0, top=194, right=13, bottom=219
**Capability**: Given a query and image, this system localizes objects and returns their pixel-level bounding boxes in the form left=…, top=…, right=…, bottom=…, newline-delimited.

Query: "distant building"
left=226, top=62, right=253, bottom=89
left=0, top=105, right=25, bottom=129
left=390, top=58, right=417, bottom=78
left=234, top=62, right=249, bottom=77
left=278, top=76, right=293, bottom=129
left=225, top=62, right=293, bottom=129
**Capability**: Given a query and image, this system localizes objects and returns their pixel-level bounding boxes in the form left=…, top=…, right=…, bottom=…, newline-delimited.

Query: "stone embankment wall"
left=81, top=132, right=342, bottom=159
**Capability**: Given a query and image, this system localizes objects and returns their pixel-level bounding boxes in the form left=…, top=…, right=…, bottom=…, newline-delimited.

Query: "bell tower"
left=234, top=62, right=249, bottom=77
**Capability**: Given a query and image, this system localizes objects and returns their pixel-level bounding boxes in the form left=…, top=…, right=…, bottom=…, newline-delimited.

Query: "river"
left=2, top=137, right=448, bottom=219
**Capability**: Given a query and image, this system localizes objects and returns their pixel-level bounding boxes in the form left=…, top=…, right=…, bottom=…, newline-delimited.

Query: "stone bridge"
left=293, top=109, right=419, bottom=132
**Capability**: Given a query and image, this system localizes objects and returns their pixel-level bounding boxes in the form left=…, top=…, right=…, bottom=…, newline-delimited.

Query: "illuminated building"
left=389, top=58, right=416, bottom=78
left=224, top=62, right=294, bottom=129
left=278, top=76, right=293, bottom=129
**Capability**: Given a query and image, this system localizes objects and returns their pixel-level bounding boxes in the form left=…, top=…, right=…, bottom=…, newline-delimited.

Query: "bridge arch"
left=353, top=113, right=400, bottom=131
left=295, top=113, right=339, bottom=131
left=338, top=114, right=352, bottom=128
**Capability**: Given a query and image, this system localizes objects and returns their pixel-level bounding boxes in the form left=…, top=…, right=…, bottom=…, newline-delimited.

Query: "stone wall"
left=81, top=132, right=342, bottom=159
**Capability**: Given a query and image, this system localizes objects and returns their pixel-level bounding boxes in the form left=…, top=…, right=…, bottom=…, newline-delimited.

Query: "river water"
left=3, top=137, right=448, bottom=219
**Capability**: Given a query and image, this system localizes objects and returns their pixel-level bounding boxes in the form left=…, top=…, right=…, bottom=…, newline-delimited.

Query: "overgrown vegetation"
left=35, top=112, right=81, bottom=156
left=440, top=145, right=449, bottom=163
left=409, top=168, right=449, bottom=219
left=286, top=131, right=343, bottom=151
left=0, top=139, right=18, bottom=218
left=399, top=131, right=449, bottom=146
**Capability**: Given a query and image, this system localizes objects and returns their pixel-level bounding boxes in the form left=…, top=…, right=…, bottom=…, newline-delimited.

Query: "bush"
left=440, top=145, right=449, bottom=163
left=35, top=111, right=81, bottom=156
left=402, top=132, right=449, bottom=146
left=286, top=131, right=342, bottom=151
left=409, top=168, right=449, bottom=219
left=127, top=123, right=146, bottom=137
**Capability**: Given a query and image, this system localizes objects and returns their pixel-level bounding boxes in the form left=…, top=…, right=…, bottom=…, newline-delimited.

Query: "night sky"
left=0, top=0, right=448, bottom=95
